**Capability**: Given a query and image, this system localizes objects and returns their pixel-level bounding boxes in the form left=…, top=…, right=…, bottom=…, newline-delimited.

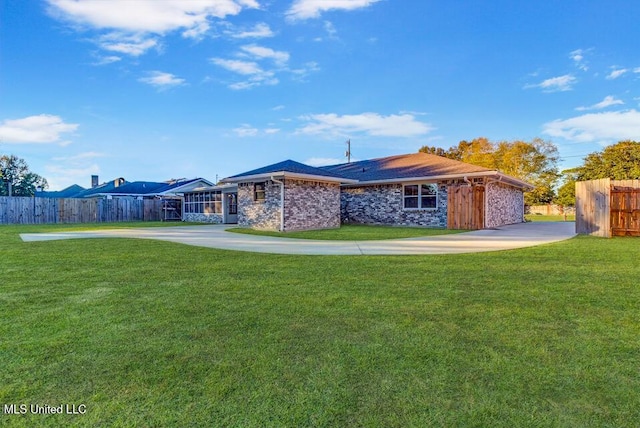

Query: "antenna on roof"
left=345, top=139, right=351, bottom=163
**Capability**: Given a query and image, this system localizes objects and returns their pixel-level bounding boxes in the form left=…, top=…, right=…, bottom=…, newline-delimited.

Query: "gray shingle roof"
left=320, top=153, right=493, bottom=182
left=224, top=159, right=351, bottom=181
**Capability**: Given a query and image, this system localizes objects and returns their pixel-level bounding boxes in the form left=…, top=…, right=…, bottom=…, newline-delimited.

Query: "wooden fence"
left=0, top=197, right=162, bottom=225
left=576, top=179, right=640, bottom=237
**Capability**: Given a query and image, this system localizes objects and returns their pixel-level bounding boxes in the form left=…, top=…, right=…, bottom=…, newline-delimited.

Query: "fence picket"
left=0, top=197, right=165, bottom=225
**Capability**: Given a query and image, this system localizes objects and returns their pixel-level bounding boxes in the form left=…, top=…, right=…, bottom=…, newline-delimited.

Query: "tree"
left=418, top=137, right=560, bottom=205
left=573, top=140, right=640, bottom=181
left=0, top=154, right=48, bottom=196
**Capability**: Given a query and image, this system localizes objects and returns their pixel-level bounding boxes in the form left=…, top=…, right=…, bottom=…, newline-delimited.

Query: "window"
left=254, top=182, right=266, bottom=201
left=183, top=190, right=222, bottom=214
left=403, top=183, right=438, bottom=209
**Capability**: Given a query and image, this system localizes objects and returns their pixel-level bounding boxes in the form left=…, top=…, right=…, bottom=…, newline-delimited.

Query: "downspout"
left=271, top=176, right=285, bottom=232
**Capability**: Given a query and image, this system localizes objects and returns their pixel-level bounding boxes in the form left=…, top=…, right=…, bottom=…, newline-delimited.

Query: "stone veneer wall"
left=485, top=182, right=525, bottom=228
left=182, top=213, right=223, bottom=223
left=237, top=180, right=281, bottom=230
left=341, top=183, right=448, bottom=228
left=283, top=179, right=340, bottom=231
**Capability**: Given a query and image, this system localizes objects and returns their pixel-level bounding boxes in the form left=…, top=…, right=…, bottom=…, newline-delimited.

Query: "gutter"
left=270, top=176, right=285, bottom=232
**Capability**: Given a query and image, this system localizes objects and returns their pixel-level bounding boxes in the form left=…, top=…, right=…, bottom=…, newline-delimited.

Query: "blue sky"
left=1, top=0, right=639, bottom=190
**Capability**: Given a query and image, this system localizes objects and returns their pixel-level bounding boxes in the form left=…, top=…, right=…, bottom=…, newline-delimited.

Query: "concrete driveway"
left=20, top=222, right=576, bottom=255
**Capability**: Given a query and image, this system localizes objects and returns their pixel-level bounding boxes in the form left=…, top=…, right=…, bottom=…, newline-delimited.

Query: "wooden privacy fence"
left=576, top=179, right=640, bottom=237
left=447, top=185, right=484, bottom=230
left=0, top=197, right=162, bottom=225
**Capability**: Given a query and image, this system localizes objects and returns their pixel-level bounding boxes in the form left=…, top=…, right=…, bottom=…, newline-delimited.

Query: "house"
left=206, top=153, right=533, bottom=231
left=37, top=176, right=214, bottom=221
left=37, top=176, right=213, bottom=199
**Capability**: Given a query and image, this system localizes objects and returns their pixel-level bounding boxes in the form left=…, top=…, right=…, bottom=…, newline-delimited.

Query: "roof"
left=36, top=184, right=86, bottom=198
left=37, top=177, right=214, bottom=198
left=321, top=153, right=491, bottom=181
left=222, top=159, right=357, bottom=184
left=321, top=153, right=533, bottom=189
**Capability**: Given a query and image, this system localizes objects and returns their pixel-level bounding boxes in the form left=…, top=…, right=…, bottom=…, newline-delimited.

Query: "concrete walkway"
left=20, top=222, right=576, bottom=255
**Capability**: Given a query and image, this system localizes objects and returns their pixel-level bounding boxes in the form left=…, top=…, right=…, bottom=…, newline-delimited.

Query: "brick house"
left=210, top=153, right=533, bottom=231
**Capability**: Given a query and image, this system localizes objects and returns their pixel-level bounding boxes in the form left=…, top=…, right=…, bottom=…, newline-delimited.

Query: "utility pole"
left=345, top=139, right=351, bottom=163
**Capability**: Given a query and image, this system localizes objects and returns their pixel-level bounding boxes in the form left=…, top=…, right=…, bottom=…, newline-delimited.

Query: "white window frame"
left=403, top=183, right=438, bottom=210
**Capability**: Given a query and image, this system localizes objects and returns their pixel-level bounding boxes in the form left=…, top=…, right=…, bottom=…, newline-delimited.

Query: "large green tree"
left=573, top=140, right=640, bottom=181
left=0, top=154, right=48, bottom=196
left=419, top=137, right=560, bottom=205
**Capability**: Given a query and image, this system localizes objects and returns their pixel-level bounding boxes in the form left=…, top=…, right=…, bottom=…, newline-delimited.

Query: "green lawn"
left=526, top=214, right=576, bottom=222
left=1, top=223, right=639, bottom=427
left=228, top=224, right=464, bottom=240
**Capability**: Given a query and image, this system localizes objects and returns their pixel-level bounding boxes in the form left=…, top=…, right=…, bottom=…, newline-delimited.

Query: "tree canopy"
left=0, top=154, right=49, bottom=196
left=419, top=138, right=560, bottom=205
left=572, top=140, right=640, bottom=181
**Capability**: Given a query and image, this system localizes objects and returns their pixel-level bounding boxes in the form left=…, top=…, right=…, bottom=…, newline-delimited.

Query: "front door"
left=224, top=192, right=238, bottom=224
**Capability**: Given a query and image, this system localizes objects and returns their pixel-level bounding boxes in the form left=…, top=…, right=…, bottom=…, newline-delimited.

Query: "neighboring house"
left=217, top=153, right=533, bottom=231
left=37, top=176, right=213, bottom=199
left=37, top=176, right=214, bottom=221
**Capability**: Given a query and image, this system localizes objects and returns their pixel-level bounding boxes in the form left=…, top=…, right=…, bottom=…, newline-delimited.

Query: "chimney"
left=114, top=178, right=124, bottom=187
left=91, top=175, right=99, bottom=188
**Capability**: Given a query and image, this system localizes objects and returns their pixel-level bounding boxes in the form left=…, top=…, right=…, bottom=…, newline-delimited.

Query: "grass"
left=526, top=214, right=576, bottom=222
left=227, top=224, right=464, bottom=240
left=1, top=223, right=639, bottom=427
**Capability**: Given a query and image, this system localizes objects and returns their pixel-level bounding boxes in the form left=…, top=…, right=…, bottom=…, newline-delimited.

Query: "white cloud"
left=211, top=48, right=287, bottom=89
left=575, top=95, right=624, bottom=111
left=606, top=68, right=628, bottom=80
left=92, top=55, right=122, bottom=66
left=229, top=22, right=274, bottom=38
left=139, top=71, right=186, bottom=89
left=264, top=128, right=280, bottom=134
left=45, top=163, right=101, bottom=191
left=305, top=157, right=347, bottom=166
left=297, top=112, right=434, bottom=138
left=286, top=0, right=381, bottom=21
left=240, top=45, right=290, bottom=65
left=543, top=109, right=640, bottom=143
left=47, top=0, right=259, bottom=55
left=525, top=74, right=576, bottom=92
left=211, top=58, right=263, bottom=75
left=98, top=33, right=159, bottom=56
left=569, top=48, right=590, bottom=71
left=272, top=105, right=285, bottom=111
left=634, top=67, right=640, bottom=74
left=233, top=124, right=259, bottom=137
left=0, top=114, right=78, bottom=144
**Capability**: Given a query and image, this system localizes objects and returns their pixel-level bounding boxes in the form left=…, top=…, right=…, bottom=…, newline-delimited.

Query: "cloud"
left=606, top=68, right=628, bottom=80
left=286, top=0, right=381, bottom=21
left=543, top=109, right=640, bottom=143
left=272, top=105, right=285, bottom=111
left=575, top=95, right=624, bottom=111
left=92, top=55, right=122, bottom=66
left=569, top=48, right=590, bottom=71
left=264, top=128, right=280, bottom=134
left=97, top=33, right=159, bottom=56
left=139, top=71, right=186, bottom=89
left=240, top=44, right=290, bottom=65
left=211, top=58, right=263, bottom=75
left=46, top=0, right=259, bottom=55
left=228, top=22, right=274, bottom=38
left=233, top=124, right=259, bottom=137
left=297, top=112, right=434, bottom=138
left=524, top=74, right=576, bottom=92
left=0, top=114, right=78, bottom=144
left=211, top=46, right=291, bottom=89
